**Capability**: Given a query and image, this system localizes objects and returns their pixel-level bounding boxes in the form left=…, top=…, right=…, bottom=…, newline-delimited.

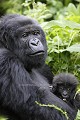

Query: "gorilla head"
left=0, top=14, right=47, bottom=70
left=52, top=73, right=78, bottom=102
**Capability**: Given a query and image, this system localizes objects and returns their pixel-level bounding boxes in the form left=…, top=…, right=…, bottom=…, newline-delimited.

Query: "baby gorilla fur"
left=52, top=73, right=79, bottom=120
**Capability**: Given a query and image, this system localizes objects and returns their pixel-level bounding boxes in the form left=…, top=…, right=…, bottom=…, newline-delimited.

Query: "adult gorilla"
left=0, top=14, right=74, bottom=120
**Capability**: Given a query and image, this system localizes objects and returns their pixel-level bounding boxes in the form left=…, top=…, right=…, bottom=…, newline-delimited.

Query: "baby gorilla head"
left=52, top=73, right=79, bottom=104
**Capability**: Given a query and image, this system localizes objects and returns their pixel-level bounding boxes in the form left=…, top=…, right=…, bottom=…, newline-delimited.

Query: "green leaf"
left=75, top=110, right=80, bottom=120
left=68, top=3, right=78, bottom=15
left=66, top=44, right=80, bottom=52
left=77, top=4, right=80, bottom=15
left=41, top=20, right=80, bottom=29
left=0, top=116, right=7, bottom=120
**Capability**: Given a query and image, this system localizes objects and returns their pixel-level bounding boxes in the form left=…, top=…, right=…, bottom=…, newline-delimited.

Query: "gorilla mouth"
left=29, top=51, right=44, bottom=56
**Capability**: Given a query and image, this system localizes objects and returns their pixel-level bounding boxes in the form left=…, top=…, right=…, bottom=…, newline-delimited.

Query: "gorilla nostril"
left=31, top=42, right=37, bottom=46
left=37, top=41, right=39, bottom=45
left=29, top=38, right=40, bottom=47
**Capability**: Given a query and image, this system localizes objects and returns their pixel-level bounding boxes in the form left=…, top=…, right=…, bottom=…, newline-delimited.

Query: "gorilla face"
left=52, top=73, right=78, bottom=102
left=1, top=15, right=47, bottom=69
left=55, top=83, right=76, bottom=101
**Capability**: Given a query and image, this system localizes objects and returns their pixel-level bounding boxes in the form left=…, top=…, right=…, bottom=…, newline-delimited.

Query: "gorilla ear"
left=2, top=31, right=15, bottom=50
left=52, top=83, right=57, bottom=92
left=1, top=31, right=8, bottom=46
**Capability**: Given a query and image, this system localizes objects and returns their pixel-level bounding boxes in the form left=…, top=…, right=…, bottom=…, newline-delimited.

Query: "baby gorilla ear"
left=52, top=83, right=57, bottom=92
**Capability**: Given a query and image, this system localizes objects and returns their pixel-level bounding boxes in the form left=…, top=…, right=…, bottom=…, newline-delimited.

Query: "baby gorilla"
left=52, top=73, right=79, bottom=119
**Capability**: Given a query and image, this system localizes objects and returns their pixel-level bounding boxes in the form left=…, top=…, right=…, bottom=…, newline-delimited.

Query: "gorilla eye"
left=67, top=88, right=70, bottom=91
left=22, top=32, right=29, bottom=37
left=59, top=86, right=64, bottom=90
left=32, top=30, right=40, bottom=35
left=61, top=87, right=63, bottom=90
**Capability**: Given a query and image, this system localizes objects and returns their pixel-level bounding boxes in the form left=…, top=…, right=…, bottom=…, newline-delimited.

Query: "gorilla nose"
left=29, top=38, right=44, bottom=52
left=29, top=38, right=42, bottom=46
left=30, top=38, right=40, bottom=46
left=62, top=91, right=68, bottom=98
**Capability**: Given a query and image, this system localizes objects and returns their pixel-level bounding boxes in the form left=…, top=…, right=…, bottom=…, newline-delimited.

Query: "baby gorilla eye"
left=67, top=88, right=70, bottom=91
left=59, top=85, right=64, bottom=89
left=59, top=86, right=64, bottom=91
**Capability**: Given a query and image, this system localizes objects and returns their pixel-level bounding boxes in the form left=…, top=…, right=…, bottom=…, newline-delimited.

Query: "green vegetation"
left=19, top=0, right=80, bottom=80
left=0, top=0, right=80, bottom=120
left=0, top=116, right=8, bottom=120
left=35, top=101, right=69, bottom=120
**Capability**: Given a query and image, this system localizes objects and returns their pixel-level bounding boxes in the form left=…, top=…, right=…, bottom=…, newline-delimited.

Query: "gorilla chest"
left=30, top=69, right=50, bottom=91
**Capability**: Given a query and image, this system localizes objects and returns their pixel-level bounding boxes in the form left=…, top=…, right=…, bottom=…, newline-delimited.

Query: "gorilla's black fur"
left=0, top=14, right=75, bottom=120
left=52, top=73, right=80, bottom=120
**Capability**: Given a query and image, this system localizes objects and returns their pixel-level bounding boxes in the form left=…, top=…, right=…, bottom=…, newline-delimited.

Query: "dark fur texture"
left=52, top=73, right=79, bottom=119
left=0, top=14, right=75, bottom=120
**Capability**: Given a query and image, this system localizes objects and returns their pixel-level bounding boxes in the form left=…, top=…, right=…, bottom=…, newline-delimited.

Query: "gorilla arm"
left=0, top=48, right=74, bottom=120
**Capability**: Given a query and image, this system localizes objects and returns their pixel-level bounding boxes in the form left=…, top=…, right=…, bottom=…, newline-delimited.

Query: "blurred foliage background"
left=0, top=0, right=80, bottom=120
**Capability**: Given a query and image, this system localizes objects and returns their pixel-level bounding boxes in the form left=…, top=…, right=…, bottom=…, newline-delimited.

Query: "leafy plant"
left=0, top=116, right=7, bottom=120
left=22, top=1, right=52, bottom=22
left=76, top=110, right=80, bottom=120
left=41, top=19, right=80, bottom=80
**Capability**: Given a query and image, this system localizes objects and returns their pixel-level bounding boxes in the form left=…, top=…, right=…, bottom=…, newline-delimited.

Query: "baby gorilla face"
left=52, top=73, right=78, bottom=104
left=57, top=84, right=73, bottom=101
